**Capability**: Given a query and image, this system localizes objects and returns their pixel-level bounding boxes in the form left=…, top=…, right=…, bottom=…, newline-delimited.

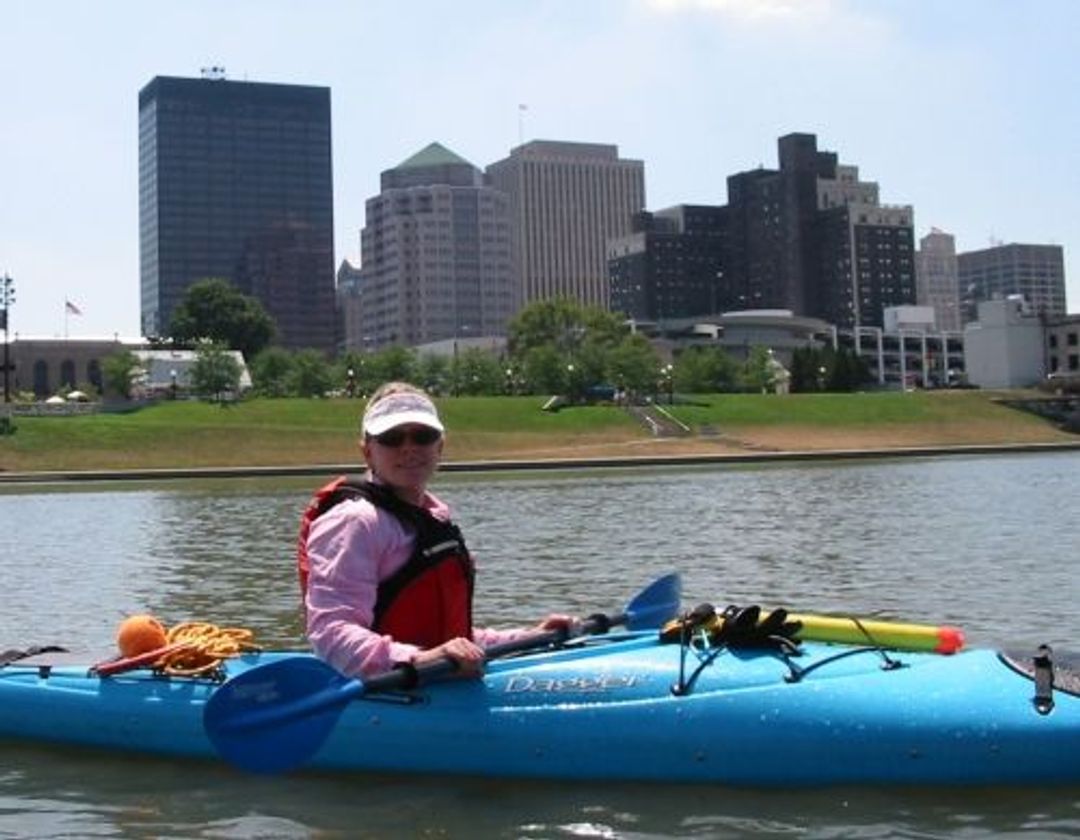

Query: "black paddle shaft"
left=365, top=611, right=622, bottom=693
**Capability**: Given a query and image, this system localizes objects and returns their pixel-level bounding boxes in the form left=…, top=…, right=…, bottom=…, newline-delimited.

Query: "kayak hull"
left=2, top=636, right=1077, bottom=785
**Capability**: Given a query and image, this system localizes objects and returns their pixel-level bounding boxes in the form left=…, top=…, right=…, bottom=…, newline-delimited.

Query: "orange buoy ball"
left=116, top=614, right=168, bottom=657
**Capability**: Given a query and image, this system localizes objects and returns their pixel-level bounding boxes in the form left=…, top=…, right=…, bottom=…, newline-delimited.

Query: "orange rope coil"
left=159, top=622, right=260, bottom=677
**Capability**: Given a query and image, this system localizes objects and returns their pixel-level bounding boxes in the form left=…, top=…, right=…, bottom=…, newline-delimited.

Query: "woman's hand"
left=411, top=636, right=486, bottom=676
left=534, top=613, right=582, bottom=638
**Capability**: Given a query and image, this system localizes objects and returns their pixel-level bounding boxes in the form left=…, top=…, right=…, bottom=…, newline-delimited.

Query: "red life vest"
left=297, top=476, right=475, bottom=649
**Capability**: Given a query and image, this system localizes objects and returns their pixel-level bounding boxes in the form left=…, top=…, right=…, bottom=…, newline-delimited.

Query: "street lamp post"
left=169, top=369, right=178, bottom=400
left=1, top=275, right=14, bottom=404
left=660, top=363, right=674, bottom=404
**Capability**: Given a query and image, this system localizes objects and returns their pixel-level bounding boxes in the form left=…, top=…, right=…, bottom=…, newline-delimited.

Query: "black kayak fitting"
left=0, top=645, right=68, bottom=668
left=999, top=645, right=1080, bottom=715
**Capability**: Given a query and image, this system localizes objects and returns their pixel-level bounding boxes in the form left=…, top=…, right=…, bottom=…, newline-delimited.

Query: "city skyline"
left=3, top=0, right=1078, bottom=337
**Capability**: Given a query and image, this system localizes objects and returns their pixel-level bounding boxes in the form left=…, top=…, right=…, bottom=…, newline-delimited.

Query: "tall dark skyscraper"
left=138, top=74, right=336, bottom=352
left=724, top=134, right=836, bottom=317
left=725, top=133, right=914, bottom=329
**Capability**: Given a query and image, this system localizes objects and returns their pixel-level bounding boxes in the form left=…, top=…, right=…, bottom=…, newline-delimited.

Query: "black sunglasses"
left=371, top=426, right=442, bottom=448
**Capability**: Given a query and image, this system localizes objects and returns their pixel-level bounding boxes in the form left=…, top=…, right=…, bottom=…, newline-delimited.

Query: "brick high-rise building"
left=487, top=141, right=645, bottom=311
left=608, top=205, right=729, bottom=323
left=725, top=133, right=915, bottom=329
left=138, top=74, right=335, bottom=352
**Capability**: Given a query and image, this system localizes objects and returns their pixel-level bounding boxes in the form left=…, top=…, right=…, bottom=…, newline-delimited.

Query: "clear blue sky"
left=2, top=0, right=1077, bottom=337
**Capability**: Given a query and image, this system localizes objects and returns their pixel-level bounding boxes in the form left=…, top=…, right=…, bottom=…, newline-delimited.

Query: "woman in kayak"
left=299, top=381, right=577, bottom=678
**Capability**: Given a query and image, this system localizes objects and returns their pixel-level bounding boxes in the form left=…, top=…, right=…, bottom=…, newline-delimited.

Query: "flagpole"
left=63, top=299, right=82, bottom=337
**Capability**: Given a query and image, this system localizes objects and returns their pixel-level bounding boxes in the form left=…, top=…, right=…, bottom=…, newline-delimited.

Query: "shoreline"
left=3, top=439, right=1079, bottom=484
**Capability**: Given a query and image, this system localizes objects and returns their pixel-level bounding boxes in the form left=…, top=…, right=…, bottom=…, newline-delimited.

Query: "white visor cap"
left=362, top=392, right=445, bottom=437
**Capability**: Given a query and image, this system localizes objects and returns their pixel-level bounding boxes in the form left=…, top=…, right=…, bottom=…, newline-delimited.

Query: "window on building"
left=87, top=360, right=103, bottom=391
left=1068, top=332, right=1078, bottom=346
left=60, top=359, right=76, bottom=389
left=1070, top=354, right=1079, bottom=372
left=33, top=359, right=49, bottom=397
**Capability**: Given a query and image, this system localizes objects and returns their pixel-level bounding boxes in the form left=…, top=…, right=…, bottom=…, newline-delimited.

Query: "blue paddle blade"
left=204, top=657, right=361, bottom=774
left=624, top=572, right=681, bottom=630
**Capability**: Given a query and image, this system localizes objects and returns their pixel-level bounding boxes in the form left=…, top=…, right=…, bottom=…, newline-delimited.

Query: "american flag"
left=65, top=300, right=82, bottom=316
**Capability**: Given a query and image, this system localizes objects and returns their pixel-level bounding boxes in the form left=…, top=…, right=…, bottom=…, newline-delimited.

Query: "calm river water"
left=1, top=452, right=1078, bottom=838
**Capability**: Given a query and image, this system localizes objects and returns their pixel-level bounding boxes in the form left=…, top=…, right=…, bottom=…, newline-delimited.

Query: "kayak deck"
left=1, top=634, right=1077, bottom=785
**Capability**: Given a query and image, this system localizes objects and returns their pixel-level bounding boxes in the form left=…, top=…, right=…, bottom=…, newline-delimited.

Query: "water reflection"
left=1, top=741, right=1077, bottom=839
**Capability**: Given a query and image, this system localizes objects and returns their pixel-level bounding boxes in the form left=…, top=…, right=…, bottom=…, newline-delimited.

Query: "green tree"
left=789, top=347, right=812, bottom=393
left=673, top=346, right=740, bottom=393
left=520, top=344, right=565, bottom=395
left=288, top=349, right=333, bottom=398
left=574, top=340, right=611, bottom=399
left=740, top=346, right=776, bottom=394
left=606, top=333, right=661, bottom=396
left=334, top=352, right=381, bottom=397
left=414, top=354, right=450, bottom=396
left=102, top=349, right=141, bottom=399
left=508, top=298, right=618, bottom=355
left=826, top=346, right=870, bottom=392
left=190, top=342, right=242, bottom=403
left=789, top=346, right=832, bottom=393
left=508, top=299, right=628, bottom=397
left=169, top=278, right=276, bottom=359
left=368, top=346, right=417, bottom=385
left=448, top=348, right=504, bottom=395
left=250, top=347, right=295, bottom=397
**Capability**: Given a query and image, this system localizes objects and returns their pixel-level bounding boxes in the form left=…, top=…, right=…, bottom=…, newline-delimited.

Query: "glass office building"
left=138, top=75, right=336, bottom=352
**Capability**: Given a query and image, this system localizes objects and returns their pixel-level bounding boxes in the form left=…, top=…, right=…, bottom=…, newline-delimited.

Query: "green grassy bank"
left=0, top=390, right=1073, bottom=473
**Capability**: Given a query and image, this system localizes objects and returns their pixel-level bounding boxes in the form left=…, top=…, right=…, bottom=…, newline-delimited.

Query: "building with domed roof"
left=352, top=143, right=513, bottom=350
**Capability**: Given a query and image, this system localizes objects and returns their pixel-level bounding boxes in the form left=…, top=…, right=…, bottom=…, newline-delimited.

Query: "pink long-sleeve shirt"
left=304, top=484, right=525, bottom=677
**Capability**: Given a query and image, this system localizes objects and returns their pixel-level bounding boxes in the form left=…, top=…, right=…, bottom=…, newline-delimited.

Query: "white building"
left=628, top=309, right=833, bottom=367
left=134, top=349, right=252, bottom=396
left=883, top=305, right=936, bottom=333
left=963, top=298, right=1045, bottom=388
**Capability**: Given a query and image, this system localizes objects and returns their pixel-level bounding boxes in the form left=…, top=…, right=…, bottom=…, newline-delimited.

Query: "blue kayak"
left=1, top=633, right=1077, bottom=786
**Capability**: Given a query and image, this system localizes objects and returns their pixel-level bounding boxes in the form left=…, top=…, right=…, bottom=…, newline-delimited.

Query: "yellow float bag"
left=777, top=612, right=965, bottom=654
